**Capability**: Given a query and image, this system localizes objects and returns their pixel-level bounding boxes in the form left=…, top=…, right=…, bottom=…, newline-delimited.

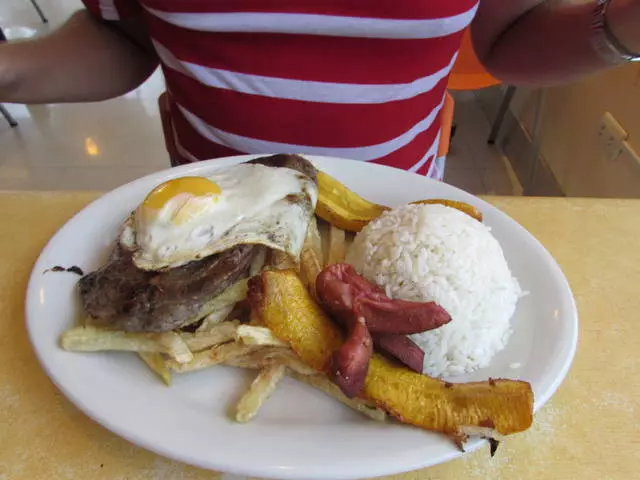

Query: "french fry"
left=235, top=364, right=286, bottom=423
left=236, top=325, right=287, bottom=347
left=270, top=250, right=297, bottom=270
left=221, top=355, right=262, bottom=370
left=168, top=341, right=256, bottom=373
left=316, top=218, right=331, bottom=262
left=196, top=305, right=235, bottom=332
left=225, top=347, right=384, bottom=422
left=60, top=326, right=193, bottom=364
left=138, top=352, right=172, bottom=386
left=300, top=220, right=324, bottom=298
left=154, top=332, right=193, bottom=364
left=288, top=371, right=386, bottom=422
left=182, top=320, right=240, bottom=352
left=191, top=279, right=249, bottom=332
left=306, top=216, right=324, bottom=266
left=213, top=278, right=249, bottom=305
left=250, top=246, right=268, bottom=277
left=344, top=231, right=355, bottom=251
left=270, top=352, right=317, bottom=376
left=300, top=245, right=322, bottom=298
left=327, top=225, right=346, bottom=265
left=224, top=347, right=316, bottom=376
left=191, top=278, right=248, bottom=330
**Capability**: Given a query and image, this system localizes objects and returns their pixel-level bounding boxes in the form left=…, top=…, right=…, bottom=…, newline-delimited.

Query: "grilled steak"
left=78, top=154, right=317, bottom=332
left=248, top=154, right=317, bottom=183
left=79, top=244, right=255, bottom=332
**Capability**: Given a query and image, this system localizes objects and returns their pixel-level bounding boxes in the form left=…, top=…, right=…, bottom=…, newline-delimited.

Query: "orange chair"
left=448, top=29, right=500, bottom=91
left=428, top=91, right=454, bottom=180
left=436, top=29, right=502, bottom=164
left=440, top=28, right=545, bottom=193
left=446, top=28, right=516, bottom=145
left=435, top=29, right=500, bottom=176
left=435, top=29, right=514, bottom=179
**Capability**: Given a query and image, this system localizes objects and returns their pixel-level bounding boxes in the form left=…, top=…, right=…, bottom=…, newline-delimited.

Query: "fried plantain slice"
left=248, top=269, right=533, bottom=438
left=410, top=199, right=483, bottom=222
left=315, top=171, right=389, bottom=232
left=363, top=355, right=533, bottom=437
left=315, top=171, right=483, bottom=231
left=248, top=269, right=342, bottom=372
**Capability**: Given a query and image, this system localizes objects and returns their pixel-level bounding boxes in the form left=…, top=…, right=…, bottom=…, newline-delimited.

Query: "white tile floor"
left=1, top=0, right=520, bottom=195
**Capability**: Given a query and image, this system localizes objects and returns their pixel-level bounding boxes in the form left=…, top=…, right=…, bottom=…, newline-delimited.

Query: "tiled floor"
left=446, top=92, right=522, bottom=195
left=1, top=0, right=520, bottom=196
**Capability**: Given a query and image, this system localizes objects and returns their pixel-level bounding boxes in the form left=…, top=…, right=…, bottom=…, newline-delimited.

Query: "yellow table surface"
left=1, top=192, right=638, bottom=480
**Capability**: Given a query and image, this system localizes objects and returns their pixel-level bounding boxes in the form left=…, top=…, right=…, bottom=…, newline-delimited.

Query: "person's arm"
left=472, top=0, right=640, bottom=86
left=0, top=9, right=158, bottom=104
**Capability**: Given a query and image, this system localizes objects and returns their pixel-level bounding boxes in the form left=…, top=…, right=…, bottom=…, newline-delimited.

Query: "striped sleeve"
left=81, top=0, right=140, bottom=21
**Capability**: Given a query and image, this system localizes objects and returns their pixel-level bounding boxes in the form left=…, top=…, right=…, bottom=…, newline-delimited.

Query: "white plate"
left=26, top=155, right=578, bottom=479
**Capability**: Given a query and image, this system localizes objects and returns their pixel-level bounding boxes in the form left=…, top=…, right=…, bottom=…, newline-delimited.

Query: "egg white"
left=122, top=163, right=317, bottom=271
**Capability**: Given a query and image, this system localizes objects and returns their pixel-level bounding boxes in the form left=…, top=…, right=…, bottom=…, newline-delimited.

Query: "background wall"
left=513, top=64, right=640, bottom=198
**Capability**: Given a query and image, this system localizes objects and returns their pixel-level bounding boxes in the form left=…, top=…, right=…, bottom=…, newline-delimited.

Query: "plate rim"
left=25, top=154, right=579, bottom=479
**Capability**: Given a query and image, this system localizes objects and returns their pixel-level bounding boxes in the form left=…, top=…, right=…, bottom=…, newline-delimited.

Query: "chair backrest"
left=158, top=92, right=181, bottom=165
left=438, top=92, right=455, bottom=158
left=448, top=29, right=500, bottom=91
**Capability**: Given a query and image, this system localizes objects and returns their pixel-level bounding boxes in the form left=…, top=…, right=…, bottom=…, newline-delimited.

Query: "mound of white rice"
left=346, top=203, right=522, bottom=378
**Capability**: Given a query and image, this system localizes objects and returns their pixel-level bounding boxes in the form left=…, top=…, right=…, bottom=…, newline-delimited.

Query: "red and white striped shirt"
left=82, top=0, right=478, bottom=175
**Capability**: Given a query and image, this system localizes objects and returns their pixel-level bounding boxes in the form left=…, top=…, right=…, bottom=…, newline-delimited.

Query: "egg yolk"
left=142, top=177, right=221, bottom=210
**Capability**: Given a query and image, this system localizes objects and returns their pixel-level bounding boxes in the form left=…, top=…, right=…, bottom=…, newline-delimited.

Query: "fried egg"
left=121, top=163, right=317, bottom=271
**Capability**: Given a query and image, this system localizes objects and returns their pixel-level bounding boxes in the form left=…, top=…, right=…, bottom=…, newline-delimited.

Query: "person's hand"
left=608, top=0, right=640, bottom=54
left=0, top=10, right=157, bottom=104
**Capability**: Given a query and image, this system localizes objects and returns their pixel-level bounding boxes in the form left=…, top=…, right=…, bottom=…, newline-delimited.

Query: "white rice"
left=346, top=203, right=522, bottom=378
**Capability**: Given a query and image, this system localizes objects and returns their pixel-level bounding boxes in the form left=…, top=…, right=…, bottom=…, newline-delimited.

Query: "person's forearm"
left=473, top=0, right=640, bottom=86
left=606, top=0, right=640, bottom=54
left=0, top=10, right=158, bottom=104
